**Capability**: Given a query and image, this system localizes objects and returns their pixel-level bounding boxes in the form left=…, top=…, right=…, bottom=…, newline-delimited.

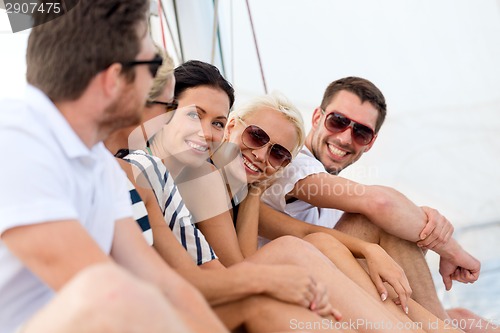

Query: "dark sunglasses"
left=321, top=110, right=375, bottom=146
left=121, top=54, right=163, bottom=78
left=238, top=117, right=292, bottom=169
left=150, top=99, right=179, bottom=112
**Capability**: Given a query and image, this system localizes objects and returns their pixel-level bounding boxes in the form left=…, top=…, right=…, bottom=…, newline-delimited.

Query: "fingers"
left=392, top=296, right=409, bottom=315
left=442, top=273, right=453, bottom=291
left=331, top=308, right=342, bottom=321
left=314, top=302, right=342, bottom=321
left=276, top=272, right=316, bottom=308
left=308, top=281, right=320, bottom=311
left=453, top=268, right=479, bottom=284
left=420, top=207, right=436, bottom=240
left=365, top=248, right=412, bottom=315
left=419, top=206, right=454, bottom=250
left=294, top=276, right=317, bottom=309
left=418, top=219, right=441, bottom=246
left=309, top=282, right=343, bottom=321
left=418, top=224, right=449, bottom=250
left=370, top=274, right=388, bottom=302
left=468, top=269, right=480, bottom=282
left=371, top=270, right=411, bottom=314
left=295, top=291, right=314, bottom=308
left=452, top=268, right=470, bottom=284
left=419, top=206, right=437, bottom=240
left=427, top=224, right=454, bottom=250
left=302, top=288, right=315, bottom=309
left=309, top=282, right=327, bottom=313
left=453, top=268, right=468, bottom=283
left=391, top=281, right=411, bottom=314
left=383, top=269, right=412, bottom=314
left=439, top=257, right=457, bottom=291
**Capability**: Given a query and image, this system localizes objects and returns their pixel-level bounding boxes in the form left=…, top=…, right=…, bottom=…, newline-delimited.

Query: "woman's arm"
left=198, top=184, right=268, bottom=264
left=234, top=186, right=262, bottom=257
left=196, top=212, right=245, bottom=267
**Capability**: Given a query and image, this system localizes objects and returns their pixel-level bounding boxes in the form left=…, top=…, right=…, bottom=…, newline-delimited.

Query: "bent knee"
left=258, top=235, right=342, bottom=267
left=303, top=231, right=338, bottom=245
left=270, top=235, right=314, bottom=251
left=335, top=213, right=379, bottom=233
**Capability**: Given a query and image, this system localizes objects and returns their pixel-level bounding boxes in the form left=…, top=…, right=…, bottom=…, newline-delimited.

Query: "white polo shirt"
left=0, top=85, right=133, bottom=333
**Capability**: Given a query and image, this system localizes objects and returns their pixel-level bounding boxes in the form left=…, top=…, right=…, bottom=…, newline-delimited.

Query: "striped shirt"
left=124, top=150, right=217, bottom=265
left=126, top=178, right=153, bottom=245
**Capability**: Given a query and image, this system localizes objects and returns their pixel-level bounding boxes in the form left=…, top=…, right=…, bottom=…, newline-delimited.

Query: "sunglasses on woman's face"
left=321, top=110, right=375, bottom=146
left=238, top=117, right=292, bottom=169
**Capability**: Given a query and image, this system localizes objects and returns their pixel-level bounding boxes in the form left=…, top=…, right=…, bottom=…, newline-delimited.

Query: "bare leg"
left=22, top=263, right=195, bottom=333
left=247, top=236, right=460, bottom=333
left=303, top=232, right=466, bottom=333
left=215, top=295, right=349, bottom=333
left=334, top=213, right=449, bottom=320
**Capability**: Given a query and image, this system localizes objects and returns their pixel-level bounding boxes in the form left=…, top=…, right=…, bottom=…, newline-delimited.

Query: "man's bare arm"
left=1, top=221, right=112, bottom=291
left=288, top=173, right=429, bottom=240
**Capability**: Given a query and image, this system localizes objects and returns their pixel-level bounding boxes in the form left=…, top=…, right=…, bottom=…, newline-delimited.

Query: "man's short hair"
left=320, top=76, right=387, bottom=133
left=26, top=0, right=150, bottom=102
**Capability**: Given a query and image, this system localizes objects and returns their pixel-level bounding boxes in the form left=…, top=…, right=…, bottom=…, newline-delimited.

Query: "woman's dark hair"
left=174, top=60, right=235, bottom=109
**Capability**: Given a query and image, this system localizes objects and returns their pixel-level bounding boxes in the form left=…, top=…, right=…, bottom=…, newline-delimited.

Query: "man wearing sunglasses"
left=260, top=77, right=481, bottom=321
left=0, top=1, right=225, bottom=333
